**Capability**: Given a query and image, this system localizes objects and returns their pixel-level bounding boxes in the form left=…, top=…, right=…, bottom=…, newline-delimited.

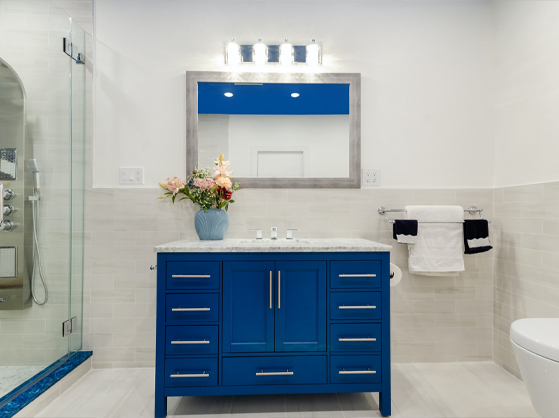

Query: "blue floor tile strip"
left=0, top=351, right=92, bottom=418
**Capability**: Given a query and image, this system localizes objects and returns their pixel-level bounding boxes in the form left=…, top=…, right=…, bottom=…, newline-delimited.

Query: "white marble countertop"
left=155, top=238, right=391, bottom=253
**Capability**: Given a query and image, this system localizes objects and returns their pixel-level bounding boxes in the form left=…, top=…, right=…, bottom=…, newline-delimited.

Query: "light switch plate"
left=119, top=167, right=144, bottom=185
left=362, top=168, right=381, bottom=187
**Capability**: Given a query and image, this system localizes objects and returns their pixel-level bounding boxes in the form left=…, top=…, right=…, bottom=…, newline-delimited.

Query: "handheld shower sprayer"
left=28, top=159, right=40, bottom=196
left=27, top=159, right=48, bottom=305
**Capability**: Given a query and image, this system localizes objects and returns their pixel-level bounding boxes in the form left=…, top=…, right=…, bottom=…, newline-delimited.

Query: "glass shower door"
left=69, top=20, right=87, bottom=356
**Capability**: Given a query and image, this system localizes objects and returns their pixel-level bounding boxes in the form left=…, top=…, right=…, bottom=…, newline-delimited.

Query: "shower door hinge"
left=62, top=316, right=78, bottom=337
left=62, top=38, right=85, bottom=64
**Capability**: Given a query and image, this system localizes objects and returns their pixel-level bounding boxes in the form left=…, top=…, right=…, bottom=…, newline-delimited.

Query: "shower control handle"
left=0, top=220, right=14, bottom=232
left=3, top=205, right=14, bottom=216
left=2, top=188, right=14, bottom=201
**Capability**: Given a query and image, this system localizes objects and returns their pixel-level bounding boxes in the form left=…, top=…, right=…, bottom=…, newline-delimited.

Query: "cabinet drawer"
left=164, top=358, right=218, bottom=387
left=165, top=326, right=218, bottom=355
left=330, top=355, right=382, bottom=384
left=330, top=261, right=381, bottom=289
left=166, top=294, right=219, bottom=323
left=330, top=323, right=381, bottom=352
left=167, top=262, right=219, bottom=290
left=330, top=292, right=381, bottom=320
left=222, top=356, right=327, bottom=386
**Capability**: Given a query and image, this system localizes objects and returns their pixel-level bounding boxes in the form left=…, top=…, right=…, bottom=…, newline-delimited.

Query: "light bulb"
left=279, top=39, right=294, bottom=66
left=253, top=39, right=268, bottom=65
left=306, top=39, right=321, bottom=66
left=225, top=39, right=241, bottom=65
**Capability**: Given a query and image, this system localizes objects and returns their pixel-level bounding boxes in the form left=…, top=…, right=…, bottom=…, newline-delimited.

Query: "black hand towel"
left=393, top=220, right=418, bottom=244
left=463, top=219, right=492, bottom=254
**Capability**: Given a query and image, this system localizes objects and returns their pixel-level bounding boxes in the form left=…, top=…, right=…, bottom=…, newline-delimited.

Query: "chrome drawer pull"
left=269, top=271, right=273, bottom=309
left=339, top=368, right=376, bottom=375
left=171, top=339, right=210, bottom=345
left=339, top=274, right=376, bottom=278
left=256, top=369, right=293, bottom=376
left=172, top=274, right=211, bottom=278
left=171, top=307, right=210, bottom=312
left=339, top=305, right=376, bottom=309
left=170, top=371, right=209, bottom=378
left=339, top=337, right=377, bottom=342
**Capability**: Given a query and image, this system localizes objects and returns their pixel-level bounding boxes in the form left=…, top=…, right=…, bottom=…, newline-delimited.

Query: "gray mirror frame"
left=186, top=71, right=361, bottom=188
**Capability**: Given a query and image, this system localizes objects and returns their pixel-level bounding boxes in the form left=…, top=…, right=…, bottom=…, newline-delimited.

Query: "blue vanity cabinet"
left=155, top=250, right=391, bottom=418
left=223, top=261, right=275, bottom=353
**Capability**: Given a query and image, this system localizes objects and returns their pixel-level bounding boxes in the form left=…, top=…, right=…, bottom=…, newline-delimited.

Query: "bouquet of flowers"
left=159, top=154, right=240, bottom=212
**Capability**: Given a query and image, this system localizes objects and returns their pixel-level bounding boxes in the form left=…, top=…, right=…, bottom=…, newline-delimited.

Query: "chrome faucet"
left=271, top=226, right=278, bottom=240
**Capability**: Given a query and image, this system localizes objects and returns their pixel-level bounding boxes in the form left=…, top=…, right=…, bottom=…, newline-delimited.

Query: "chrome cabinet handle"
left=278, top=271, right=281, bottom=309
left=171, top=307, right=210, bottom=312
left=339, top=337, right=377, bottom=342
left=170, top=371, right=209, bottom=378
left=171, top=339, right=210, bottom=345
left=172, top=274, right=211, bottom=278
left=339, top=305, right=376, bottom=309
left=339, top=368, right=376, bottom=375
left=339, top=274, right=376, bottom=278
left=256, top=369, right=293, bottom=376
left=269, top=271, right=273, bottom=309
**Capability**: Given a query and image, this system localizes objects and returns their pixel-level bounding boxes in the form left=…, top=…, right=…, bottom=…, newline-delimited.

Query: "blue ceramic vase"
left=194, top=208, right=229, bottom=240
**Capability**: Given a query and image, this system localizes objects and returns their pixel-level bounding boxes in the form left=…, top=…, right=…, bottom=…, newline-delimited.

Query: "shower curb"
left=0, top=351, right=92, bottom=418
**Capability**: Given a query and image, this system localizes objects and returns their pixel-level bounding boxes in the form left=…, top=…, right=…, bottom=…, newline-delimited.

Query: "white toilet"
left=511, top=318, right=559, bottom=418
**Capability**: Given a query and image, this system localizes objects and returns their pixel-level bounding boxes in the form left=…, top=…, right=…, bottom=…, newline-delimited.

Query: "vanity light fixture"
left=225, top=39, right=241, bottom=65
left=306, top=39, right=321, bottom=66
left=224, top=92, right=233, bottom=97
left=224, top=39, right=321, bottom=66
left=279, top=39, right=294, bottom=66
left=253, top=39, right=268, bottom=66
left=291, top=93, right=300, bottom=98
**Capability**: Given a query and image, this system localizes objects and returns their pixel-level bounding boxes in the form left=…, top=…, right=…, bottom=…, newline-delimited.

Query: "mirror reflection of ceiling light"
left=279, top=39, right=294, bottom=66
left=225, top=39, right=241, bottom=65
left=291, top=93, right=300, bottom=98
left=224, top=92, right=233, bottom=97
left=306, top=39, right=321, bottom=66
left=253, top=39, right=268, bottom=66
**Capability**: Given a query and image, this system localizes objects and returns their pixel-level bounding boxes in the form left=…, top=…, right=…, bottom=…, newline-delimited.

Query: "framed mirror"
left=186, top=71, right=361, bottom=188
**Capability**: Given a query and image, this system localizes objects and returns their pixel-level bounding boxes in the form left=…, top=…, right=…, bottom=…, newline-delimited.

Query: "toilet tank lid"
left=511, top=318, right=559, bottom=362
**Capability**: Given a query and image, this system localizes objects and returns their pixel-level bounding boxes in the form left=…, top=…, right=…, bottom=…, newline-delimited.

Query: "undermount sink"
left=238, top=239, right=311, bottom=245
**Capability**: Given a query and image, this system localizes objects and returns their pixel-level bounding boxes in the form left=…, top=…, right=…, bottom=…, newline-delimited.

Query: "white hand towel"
left=406, top=205, right=465, bottom=276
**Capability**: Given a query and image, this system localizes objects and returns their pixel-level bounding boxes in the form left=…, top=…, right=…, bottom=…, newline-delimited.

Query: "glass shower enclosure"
left=0, top=5, right=88, bottom=407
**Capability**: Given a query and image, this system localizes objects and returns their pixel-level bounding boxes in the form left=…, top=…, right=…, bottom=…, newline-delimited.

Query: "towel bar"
left=378, top=205, right=491, bottom=224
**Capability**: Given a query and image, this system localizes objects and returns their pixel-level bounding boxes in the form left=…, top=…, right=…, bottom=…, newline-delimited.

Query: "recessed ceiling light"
left=224, top=92, right=233, bottom=97
left=291, top=93, right=300, bottom=98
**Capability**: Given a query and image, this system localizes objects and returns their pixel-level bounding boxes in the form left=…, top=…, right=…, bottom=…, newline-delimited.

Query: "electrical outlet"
left=119, top=167, right=144, bottom=185
left=362, top=168, right=381, bottom=187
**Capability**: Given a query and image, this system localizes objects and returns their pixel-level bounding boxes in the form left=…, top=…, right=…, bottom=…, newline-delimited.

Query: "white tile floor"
left=30, top=362, right=537, bottom=418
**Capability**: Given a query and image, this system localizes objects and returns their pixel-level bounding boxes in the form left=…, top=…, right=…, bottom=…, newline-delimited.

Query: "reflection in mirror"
left=197, top=83, right=350, bottom=178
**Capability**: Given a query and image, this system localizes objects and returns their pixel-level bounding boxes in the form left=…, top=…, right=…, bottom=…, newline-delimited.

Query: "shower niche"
left=0, top=60, right=32, bottom=310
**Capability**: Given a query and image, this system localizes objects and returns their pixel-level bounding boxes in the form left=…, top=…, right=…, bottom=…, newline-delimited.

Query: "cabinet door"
left=223, top=261, right=275, bottom=353
left=275, top=261, right=326, bottom=352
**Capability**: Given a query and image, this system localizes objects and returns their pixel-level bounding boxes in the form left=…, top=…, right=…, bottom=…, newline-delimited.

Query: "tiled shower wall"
left=83, top=187, right=495, bottom=368
left=492, top=182, right=559, bottom=378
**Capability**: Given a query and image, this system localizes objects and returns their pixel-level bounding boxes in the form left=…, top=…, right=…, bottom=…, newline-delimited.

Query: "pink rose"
left=215, top=176, right=232, bottom=189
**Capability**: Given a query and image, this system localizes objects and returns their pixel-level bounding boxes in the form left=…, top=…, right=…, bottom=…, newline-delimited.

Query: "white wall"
left=227, top=115, right=349, bottom=178
left=493, top=1, right=559, bottom=187
left=94, top=0, right=495, bottom=188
